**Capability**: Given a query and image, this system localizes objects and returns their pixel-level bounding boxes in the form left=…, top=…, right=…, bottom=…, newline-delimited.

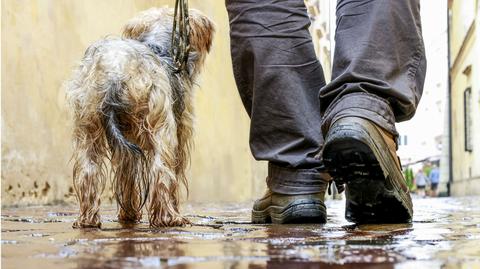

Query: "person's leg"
left=419, top=186, right=426, bottom=198
left=431, top=183, right=438, bottom=197
left=226, top=0, right=329, bottom=223
left=321, top=0, right=426, bottom=134
left=321, top=0, right=426, bottom=223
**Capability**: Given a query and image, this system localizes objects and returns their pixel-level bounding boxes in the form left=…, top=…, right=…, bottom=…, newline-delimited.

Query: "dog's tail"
left=102, top=82, right=143, bottom=156
left=102, top=81, right=150, bottom=218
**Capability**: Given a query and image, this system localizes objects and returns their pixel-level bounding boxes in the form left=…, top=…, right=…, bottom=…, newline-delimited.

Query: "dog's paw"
left=73, top=219, right=102, bottom=229
left=118, top=211, right=142, bottom=224
left=149, top=215, right=190, bottom=228
left=172, top=216, right=191, bottom=227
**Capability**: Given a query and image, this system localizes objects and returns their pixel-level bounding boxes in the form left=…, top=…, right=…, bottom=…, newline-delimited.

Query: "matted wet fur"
left=66, top=7, right=214, bottom=228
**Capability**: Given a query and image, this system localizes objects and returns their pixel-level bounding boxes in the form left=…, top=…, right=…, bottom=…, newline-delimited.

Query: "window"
left=398, top=135, right=408, bottom=146
left=464, top=87, right=473, bottom=152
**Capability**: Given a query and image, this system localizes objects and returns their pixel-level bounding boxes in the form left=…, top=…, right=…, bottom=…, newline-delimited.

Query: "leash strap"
left=171, top=0, right=190, bottom=73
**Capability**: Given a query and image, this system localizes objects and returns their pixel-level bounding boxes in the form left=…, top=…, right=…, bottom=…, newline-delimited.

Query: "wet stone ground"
left=2, top=197, right=480, bottom=269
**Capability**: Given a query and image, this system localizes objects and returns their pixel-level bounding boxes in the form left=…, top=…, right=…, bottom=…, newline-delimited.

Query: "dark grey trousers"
left=226, top=0, right=426, bottom=194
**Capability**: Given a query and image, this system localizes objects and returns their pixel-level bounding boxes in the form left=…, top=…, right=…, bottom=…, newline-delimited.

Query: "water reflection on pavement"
left=2, top=197, right=480, bottom=268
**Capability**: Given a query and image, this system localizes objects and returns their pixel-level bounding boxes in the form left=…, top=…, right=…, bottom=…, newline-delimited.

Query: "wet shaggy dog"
left=66, top=7, right=214, bottom=228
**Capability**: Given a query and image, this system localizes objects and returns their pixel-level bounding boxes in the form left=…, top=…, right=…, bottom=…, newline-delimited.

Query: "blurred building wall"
left=1, top=0, right=267, bottom=205
left=448, top=0, right=480, bottom=195
left=396, top=0, right=450, bottom=194
left=305, top=0, right=333, bottom=83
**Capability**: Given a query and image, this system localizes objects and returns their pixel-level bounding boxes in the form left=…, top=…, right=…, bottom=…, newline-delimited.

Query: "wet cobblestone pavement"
left=2, top=196, right=480, bottom=269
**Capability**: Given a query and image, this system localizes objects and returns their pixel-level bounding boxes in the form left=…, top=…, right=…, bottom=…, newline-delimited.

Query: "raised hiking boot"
left=322, top=116, right=413, bottom=224
left=251, top=189, right=327, bottom=224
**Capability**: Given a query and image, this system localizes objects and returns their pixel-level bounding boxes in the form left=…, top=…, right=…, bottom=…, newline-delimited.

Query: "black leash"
left=171, top=0, right=190, bottom=73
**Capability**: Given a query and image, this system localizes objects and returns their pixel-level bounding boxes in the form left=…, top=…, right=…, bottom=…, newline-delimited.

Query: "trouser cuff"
left=321, top=92, right=398, bottom=137
left=267, top=163, right=330, bottom=195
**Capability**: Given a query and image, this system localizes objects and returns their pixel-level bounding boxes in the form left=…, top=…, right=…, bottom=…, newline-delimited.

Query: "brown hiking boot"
left=322, top=116, right=413, bottom=223
left=252, top=188, right=327, bottom=224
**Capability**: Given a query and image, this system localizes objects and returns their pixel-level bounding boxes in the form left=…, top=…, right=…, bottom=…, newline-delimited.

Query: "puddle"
left=2, top=197, right=480, bottom=268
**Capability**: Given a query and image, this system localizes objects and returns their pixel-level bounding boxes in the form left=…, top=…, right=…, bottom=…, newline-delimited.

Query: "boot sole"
left=251, top=199, right=327, bottom=224
left=322, top=118, right=413, bottom=224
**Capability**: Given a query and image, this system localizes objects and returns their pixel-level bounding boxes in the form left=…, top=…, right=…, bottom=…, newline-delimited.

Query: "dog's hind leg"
left=113, top=155, right=144, bottom=224
left=146, top=120, right=189, bottom=228
left=116, top=190, right=143, bottom=224
left=71, top=121, right=107, bottom=229
left=147, top=152, right=189, bottom=228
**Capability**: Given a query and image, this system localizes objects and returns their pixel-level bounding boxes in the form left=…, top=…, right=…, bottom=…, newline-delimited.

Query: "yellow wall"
left=449, top=0, right=480, bottom=195
left=1, top=0, right=266, bottom=205
left=449, top=0, right=477, bottom=60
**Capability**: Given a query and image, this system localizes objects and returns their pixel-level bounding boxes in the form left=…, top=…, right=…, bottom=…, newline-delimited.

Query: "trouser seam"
left=407, top=44, right=423, bottom=81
